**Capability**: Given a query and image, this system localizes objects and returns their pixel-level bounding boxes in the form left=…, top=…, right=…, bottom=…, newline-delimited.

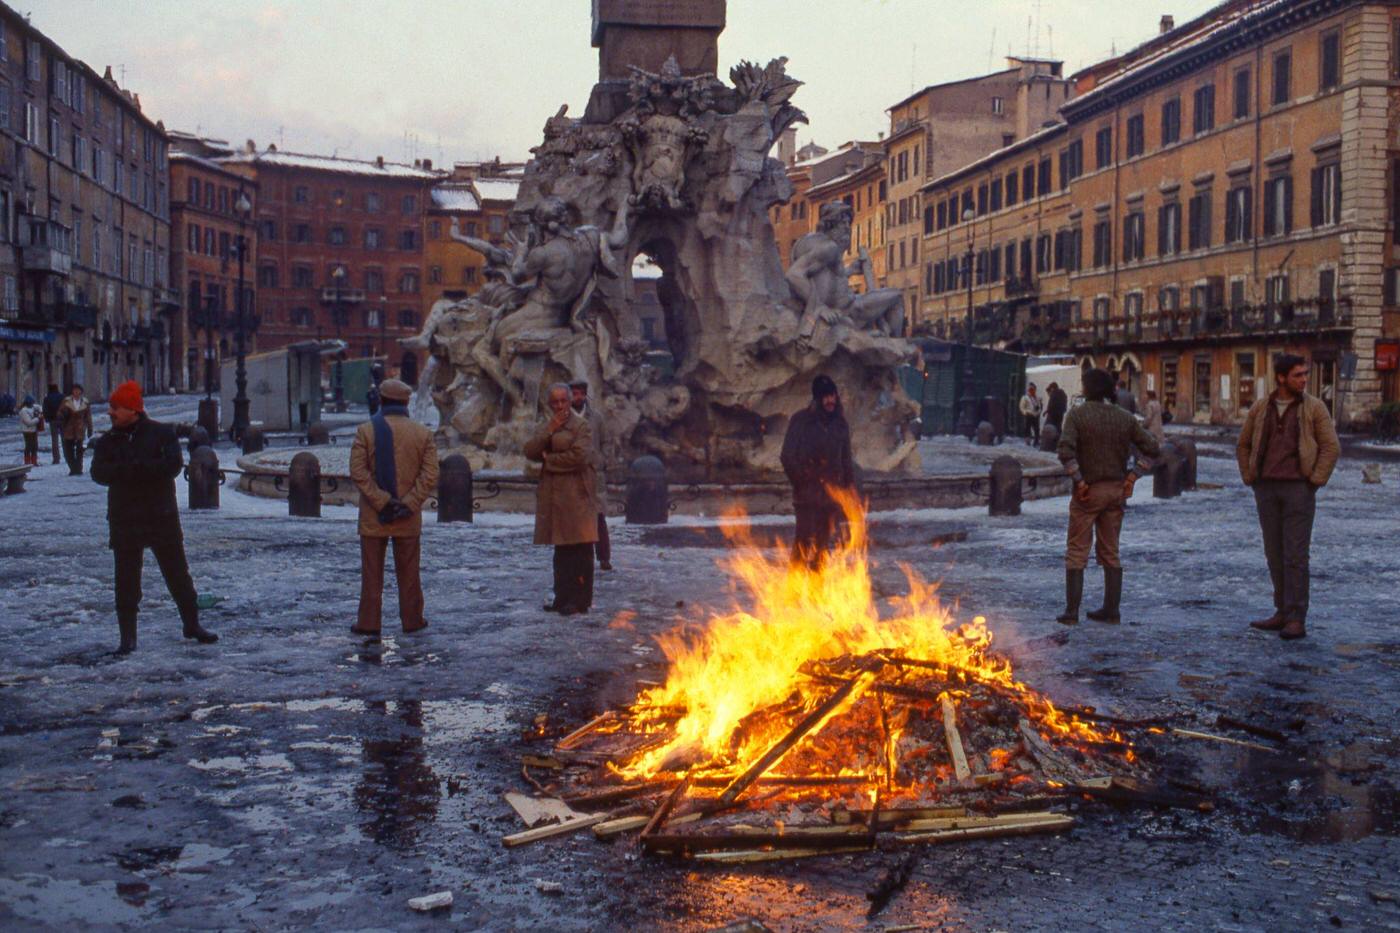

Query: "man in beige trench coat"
left=525, top=383, right=598, bottom=616
left=349, top=378, right=440, bottom=636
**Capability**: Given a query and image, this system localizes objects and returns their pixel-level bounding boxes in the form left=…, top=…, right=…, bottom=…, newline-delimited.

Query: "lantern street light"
left=230, top=187, right=254, bottom=442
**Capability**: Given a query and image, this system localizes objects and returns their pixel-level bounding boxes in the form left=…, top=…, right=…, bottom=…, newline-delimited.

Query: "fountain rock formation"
left=410, top=47, right=919, bottom=481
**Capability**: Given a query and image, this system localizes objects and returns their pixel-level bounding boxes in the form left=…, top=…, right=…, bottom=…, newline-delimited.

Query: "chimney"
left=1160, top=14, right=1175, bottom=34
left=245, top=139, right=256, bottom=154
left=376, top=155, right=385, bottom=168
left=422, top=158, right=432, bottom=171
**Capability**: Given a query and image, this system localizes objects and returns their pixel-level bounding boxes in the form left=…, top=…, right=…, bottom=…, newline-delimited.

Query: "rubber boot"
left=1087, top=567, right=1123, bottom=624
left=181, top=607, right=218, bottom=644
left=1056, top=569, right=1083, bottom=625
left=115, top=615, right=137, bottom=655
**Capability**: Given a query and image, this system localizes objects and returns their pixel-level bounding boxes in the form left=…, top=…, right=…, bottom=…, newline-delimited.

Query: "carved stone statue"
left=787, top=201, right=906, bottom=339
left=416, top=33, right=920, bottom=479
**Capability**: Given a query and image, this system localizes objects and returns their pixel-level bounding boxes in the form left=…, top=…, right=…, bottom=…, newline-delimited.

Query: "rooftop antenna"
left=910, top=42, right=917, bottom=94
left=1032, top=0, right=1043, bottom=58
left=988, top=28, right=997, bottom=72
left=1047, top=24, right=1054, bottom=58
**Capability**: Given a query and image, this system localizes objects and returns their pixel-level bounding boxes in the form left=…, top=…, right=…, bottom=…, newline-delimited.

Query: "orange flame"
left=612, top=489, right=1124, bottom=784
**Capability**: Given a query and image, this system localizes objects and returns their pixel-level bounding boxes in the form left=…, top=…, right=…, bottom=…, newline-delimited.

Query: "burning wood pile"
left=503, top=500, right=1183, bottom=862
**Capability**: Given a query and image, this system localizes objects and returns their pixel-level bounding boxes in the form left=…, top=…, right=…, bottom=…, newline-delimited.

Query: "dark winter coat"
left=90, top=414, right=185, bottom=549
left=780, top=402, right=857, bottom=508
left=523, top=411, right=599, bottom=546
left=42, top=390, right=64, bottom=422
left=1044, top=387, right=1068, bottom=429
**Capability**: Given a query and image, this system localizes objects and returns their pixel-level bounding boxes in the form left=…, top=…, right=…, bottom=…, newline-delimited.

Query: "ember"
left=507, top=494, right=1160, bottom=859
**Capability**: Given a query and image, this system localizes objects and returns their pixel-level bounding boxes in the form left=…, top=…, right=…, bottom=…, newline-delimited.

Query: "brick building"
left=423, top=161, right=521, bottom=311
left=884, top=58, right=1075, bottom=320
left=168, top=133, right=258, bottom=393
left=1, top=2, right=173, bottom=401
left=220, top=147, right=439, bottom=383
left=771, top=141, right=885, bottom=292
left=919, top=0, right=1400, bottom=427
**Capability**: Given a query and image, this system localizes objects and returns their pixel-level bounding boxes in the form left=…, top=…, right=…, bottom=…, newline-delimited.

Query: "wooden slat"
left=941, top=694, right=972, bottom=782
left=593, top=811, right=702, bottom=839
left=501, top=811, right=613, bottom=847
left=715, top=669, right=878, bottom=808
left=893, top=814, right=1074, bottom=845
left=553, top=711, right=617, bottom=751
left=504, top=792, right=580, bottom=828
left=689, top=845, right=870, bottom=864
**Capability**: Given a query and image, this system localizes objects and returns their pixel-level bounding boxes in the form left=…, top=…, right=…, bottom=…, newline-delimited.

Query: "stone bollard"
left=196, top=398, right=219, bottom=443
left=288, top=452, right=322, bottom=518
left=956, top=399, right=980, bottom=439
left=1362, top=463, right=1382, bottom=484
left=1038, top=423, right=1060, bottom=453
left=625, top=456, right=668, bottom=524
left=988, top=455, right=1023, bottom=516
left=975, top=421, right=996, bottom=446
left=437, top=454, right=473, bottom=523
left=187, top=426, right=211, bottom=455
left=241, top=425, right=266, bottom=456
left=186, top=446, right=221, bottom=510
left=1174, top=437, right=1198, bottom=490
left=306, top=422, right=331, bottom=446
left=983, top=396, right=1007, bottom=440
left=1153, top=441, right=1182, bottom=499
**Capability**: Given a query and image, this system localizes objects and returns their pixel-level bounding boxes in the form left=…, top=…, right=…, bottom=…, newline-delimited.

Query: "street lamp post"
left=330, top=265, right=346, bottom=412
left=378, top=294, right=389, bottom=368
left=962, top=208, right=977, bottom=416
left=231, top=188, right=253, bottom=442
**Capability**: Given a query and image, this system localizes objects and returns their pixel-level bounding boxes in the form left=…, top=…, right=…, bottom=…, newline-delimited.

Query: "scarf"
left=371, top=403, right=408, bottom=496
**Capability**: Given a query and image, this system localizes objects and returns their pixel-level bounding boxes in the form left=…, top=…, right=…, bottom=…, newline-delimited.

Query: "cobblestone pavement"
left=0, top=400, right=1397, bottom=931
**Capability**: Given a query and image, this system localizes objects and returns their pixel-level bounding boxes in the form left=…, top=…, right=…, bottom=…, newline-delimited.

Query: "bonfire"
left=503, top=494, right=1182, bottom=862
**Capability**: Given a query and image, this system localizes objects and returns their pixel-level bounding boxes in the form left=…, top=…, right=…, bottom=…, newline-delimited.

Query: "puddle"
left=1196, top=743, right=1400, bottom=843
left=353, top=700, right=440, bottom=849
left=116, top=845, right=184, bottom=872
left=0, top=875, right=146, bottom=925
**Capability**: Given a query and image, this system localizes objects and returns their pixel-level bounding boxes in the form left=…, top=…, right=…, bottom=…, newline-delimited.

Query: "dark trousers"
left=114, top=538, right=200, bottom=630
left=63, top=437, right=86, bottom=475
left=1253, top=480, right=1317, bottom=623
left=358, top=536, right=425, bottom=632
left=49, top=424, right=61, bottom=463
left=595, top=513, right=611, bottom=565
left=792, top=503, right=840, bottom=568
left=22, top=433, right=38, bottom=459
left=553, top=543, right=594, bottom=610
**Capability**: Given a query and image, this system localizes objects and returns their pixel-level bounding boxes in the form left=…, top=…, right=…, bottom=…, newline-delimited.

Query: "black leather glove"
left=377, top=499, right=413, bottom=524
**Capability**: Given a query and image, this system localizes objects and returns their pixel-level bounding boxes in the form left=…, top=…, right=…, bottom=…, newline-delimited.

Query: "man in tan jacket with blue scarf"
left=349, top=379, right=439, bottom=637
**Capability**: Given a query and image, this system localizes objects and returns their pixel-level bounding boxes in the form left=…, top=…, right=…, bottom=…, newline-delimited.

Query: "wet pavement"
left=1, top=399, right=1399, bottom=930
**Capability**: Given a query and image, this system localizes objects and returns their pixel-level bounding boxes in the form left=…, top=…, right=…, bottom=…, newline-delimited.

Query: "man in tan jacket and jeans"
left=1236, top=354, right=1340, bottom=641
left=349, top=378, right=440, bottom=637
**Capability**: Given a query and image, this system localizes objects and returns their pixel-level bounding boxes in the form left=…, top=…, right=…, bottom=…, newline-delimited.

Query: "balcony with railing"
left=320, top=287, right=366, bottom=304
left=1067, top=298, right=1354, bottom=350
left=21, top=218, right=74, bottom=276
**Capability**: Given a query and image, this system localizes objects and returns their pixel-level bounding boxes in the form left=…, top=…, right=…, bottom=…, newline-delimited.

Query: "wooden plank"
left=501, top=811, right=613, bottom=847
left=593, top=811, right=702, bottom=839
left=941, top=694, right=973, bottom=782
left=645, top=830, right=874, bottom=853
left=833, top=806, right=967, bottom=826
left=688, top=845, right=871, bottom=864
left=1169, top=727, right=1279, bottom=753
left=893, top=814, right=1074, bottom=845
left=1017, top=719, right=1083, bottom=783
left=715, top=669, right=878, bottom=808
left=900, top=811, right=1065, bottom=832
left=638, top=773, right=692, bottom=842
left=504, top=792, right=581, bottom=828
left=554, top=711, right=617, bottom=751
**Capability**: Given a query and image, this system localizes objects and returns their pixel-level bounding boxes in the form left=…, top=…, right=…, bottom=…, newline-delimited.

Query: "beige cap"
left=379, top=378, right=413, bottom=402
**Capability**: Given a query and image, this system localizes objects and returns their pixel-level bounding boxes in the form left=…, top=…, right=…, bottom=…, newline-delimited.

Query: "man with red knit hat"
left=91, top=381, right=218, bottom=654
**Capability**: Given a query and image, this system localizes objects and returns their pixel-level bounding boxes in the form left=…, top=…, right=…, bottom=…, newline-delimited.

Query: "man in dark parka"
left=780, top=374, right=857, bottom=568
left=90, top=381, right=218, bottom=654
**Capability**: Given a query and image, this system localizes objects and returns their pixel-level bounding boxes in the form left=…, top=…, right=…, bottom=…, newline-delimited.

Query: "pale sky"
left=25, top=0, right=1222, bottom=166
